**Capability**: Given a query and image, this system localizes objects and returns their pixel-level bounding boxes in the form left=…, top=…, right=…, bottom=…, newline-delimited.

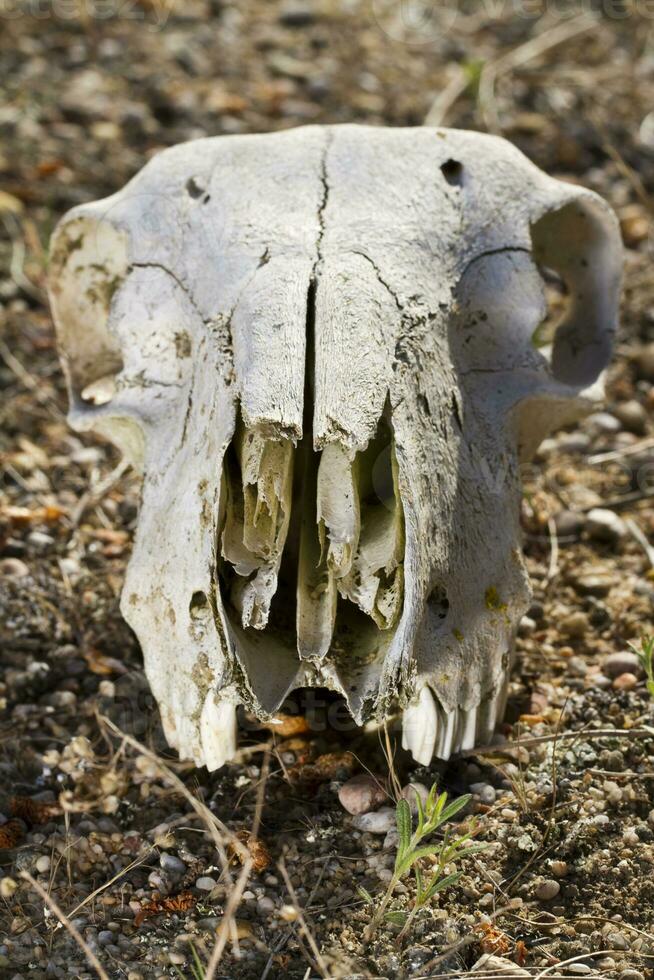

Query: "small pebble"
left=566, top=964, right=592, bottom=975
left=612, top=399, right=647, bottom=434
left=0, top=557, right=29, bottom=578
left=35, top=856, right=51, bottom=874
left=586, top=508, right=627, bottom=543
left=97, top=931, right=114, bottom=946
left=352, top=807, right=396, bottom=834
left=0, top=878, right=17, bottom=899
left=585, top=411, right=621, bottom=434
left=278, top=3, right=316, bottom=25
left=550, top=860, right=568, bottom=877
left=168, top=951, right=186, bottom=966
left=469, top=782, right=496, bottom=804
left=195, top=876, right=217, bottom=891
left=647, top=809, right=654, bottom=827
left=606, top=931, right=630, bottom=951
left=613, top=672, right=638, bottom=691
left=401, top=782, right=429, bottom=812
left=338, top=774, right=387, bottom=815
left=257, top=896, right=275, bottom=915
left=535, top=879, right=560, bottom=901
left=604, top=651, right=642, bottom=677
left=553, top=510, right=585, bottom=538
left=604, top=781, right=622, bottom=804
left=160, top=853, right=187, bottom=876
left=560, top=611, right=589, bottom=639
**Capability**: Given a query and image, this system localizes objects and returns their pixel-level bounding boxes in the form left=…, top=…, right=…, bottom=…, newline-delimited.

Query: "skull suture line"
left=48, top=125, right=622, bottom=769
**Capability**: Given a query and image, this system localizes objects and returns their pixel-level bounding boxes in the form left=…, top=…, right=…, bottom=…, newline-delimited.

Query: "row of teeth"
left=401, top=684, right=505, bottom=766
left=162, top=681, right=506, bottom=772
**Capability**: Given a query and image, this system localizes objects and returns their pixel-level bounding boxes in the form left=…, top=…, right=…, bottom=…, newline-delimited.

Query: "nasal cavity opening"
left=216, top=274, right=406, bottom=701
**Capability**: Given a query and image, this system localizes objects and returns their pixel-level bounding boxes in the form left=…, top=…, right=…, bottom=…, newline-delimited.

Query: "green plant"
left=628, top=634, right=654, bottom=698
left=174, top=944, right=206, bottom=980
left=360, top=785, right=486, bottom=943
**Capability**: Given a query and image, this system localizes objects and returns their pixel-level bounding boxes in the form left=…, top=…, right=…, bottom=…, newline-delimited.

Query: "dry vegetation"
left=2, top=2, right=654, bottom=978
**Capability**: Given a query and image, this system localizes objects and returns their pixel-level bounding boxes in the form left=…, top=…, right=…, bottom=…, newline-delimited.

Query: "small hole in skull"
left=185, top=177, right=205, bottom=199
left=427, top=585, right=449, bottom=621
left=441, top=159, right=464, bottom=187
left=189, top=590, right=209, bottom=618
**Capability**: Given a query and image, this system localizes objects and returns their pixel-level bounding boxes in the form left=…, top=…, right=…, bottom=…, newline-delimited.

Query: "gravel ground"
left=2, top=3, right=654, bottom=978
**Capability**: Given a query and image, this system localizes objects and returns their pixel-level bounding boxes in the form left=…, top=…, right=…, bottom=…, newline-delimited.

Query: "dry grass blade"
left=278, top=860, right=331, bottom=980
left=462, top=726, right=654, bottom=758
left=478, top=14, right=598, bottom=132
left=204, top=746, right=272, bottom=979
left=20, top=871, right=111, bottom=980
left=98, top=714, right=248, bottom=864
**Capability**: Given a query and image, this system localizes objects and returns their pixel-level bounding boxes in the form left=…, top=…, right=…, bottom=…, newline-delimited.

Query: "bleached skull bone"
left=48, top=125, right=622, bottom=769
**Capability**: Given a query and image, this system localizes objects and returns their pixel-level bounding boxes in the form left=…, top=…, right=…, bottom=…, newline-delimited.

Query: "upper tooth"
left=436, top=707, right=457, bottom=760
left=402, top=685, right=438, bottom=766
left=459, top=706, right=478, bottom=751
left=200, top=694, right=238, bottom=771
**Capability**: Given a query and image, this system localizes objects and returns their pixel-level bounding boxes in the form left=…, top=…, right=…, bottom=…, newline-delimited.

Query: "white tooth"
left=459, top=706, right=478, bottom=751
left=402, top=686, right=438, bottom=766
left=200, top=694, right=238, bottom=771
left=436, top=708, right=457, bottom=760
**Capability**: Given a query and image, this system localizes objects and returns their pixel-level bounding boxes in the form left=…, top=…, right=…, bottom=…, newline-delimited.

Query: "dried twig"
left=0, top=211, right=47, bottom=304
left=21, top=871, right=111, bottom=980
left=625, top=517, right=654, bottom=568
left=588, top=436, right=654, bottom=465
left=72, top=458, right=131, bottom=526
left=424, top=65, right=470, bottom=127
left=462, top=726, right=654, bottom=758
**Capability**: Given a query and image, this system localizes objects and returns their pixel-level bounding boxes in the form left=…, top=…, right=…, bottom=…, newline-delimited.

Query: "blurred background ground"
left=1, top=2, right=654, bottom=978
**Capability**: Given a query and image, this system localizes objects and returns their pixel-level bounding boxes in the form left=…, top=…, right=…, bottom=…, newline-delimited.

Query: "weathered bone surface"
left=48, top=125, right=622, bottom=769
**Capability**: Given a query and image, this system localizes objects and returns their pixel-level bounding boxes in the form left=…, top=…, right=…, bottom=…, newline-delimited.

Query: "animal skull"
left=48, top=125, right=622, bottom=768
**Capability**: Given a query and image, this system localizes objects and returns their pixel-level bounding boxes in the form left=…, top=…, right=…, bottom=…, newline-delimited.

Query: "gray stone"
left=352, top=807, right=396, bottom=834
left=338, top=774, right=387, bottom=815
left=553, top=509, right=586, bottom=538
left=469, top=782, right=496, bottom=804
left=160, top=853, right=187, bottom=876
left=586, top=508, right=627, bottom=542
left=612, top=400, right=647, bottom=434
left=535, top=879, right=560, bottom=900
left=603, top=651, right=642, bottom=677
left=195, top=876, right=217, bottom=891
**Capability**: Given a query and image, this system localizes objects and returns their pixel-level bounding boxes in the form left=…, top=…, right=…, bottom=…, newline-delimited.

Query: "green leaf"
left=438, top=794, right=471, bottom=827
left=357, top=886, right=375, bottom=905
left=414, top=865, right=424, bottom=900
left=385, top=910, right=408, bottom=926
left=425, top=871, right=462, bottom=899
left=396, top=798, right=412, bottom=854
left=397, top=843, right=442, bottom=877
